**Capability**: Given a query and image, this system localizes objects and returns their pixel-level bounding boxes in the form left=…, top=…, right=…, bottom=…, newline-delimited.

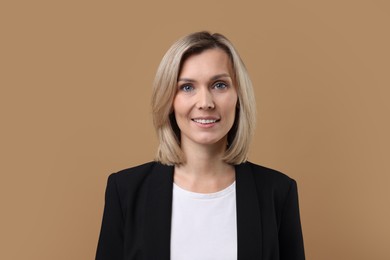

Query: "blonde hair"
left=151, top=31, right=256, bottom=165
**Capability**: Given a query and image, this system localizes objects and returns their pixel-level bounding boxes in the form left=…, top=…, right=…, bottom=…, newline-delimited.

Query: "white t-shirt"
left=170, top=181, right=237, bottom=260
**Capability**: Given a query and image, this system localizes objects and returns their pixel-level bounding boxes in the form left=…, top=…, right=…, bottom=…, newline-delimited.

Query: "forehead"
left=179, top=48, right=233, bottom=77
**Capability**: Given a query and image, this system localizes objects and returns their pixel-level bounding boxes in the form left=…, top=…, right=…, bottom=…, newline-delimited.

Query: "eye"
left=213, top=82, right=228, bottom=90
left=179, top=84, right=194, bottom=92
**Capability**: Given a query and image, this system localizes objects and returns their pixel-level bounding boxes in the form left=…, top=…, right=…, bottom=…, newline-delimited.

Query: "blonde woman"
left=96, top=32, right=305, bottom=260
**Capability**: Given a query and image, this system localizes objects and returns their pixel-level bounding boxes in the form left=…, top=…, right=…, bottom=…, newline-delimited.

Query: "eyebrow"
left=178, top=73, right=231, bottom=83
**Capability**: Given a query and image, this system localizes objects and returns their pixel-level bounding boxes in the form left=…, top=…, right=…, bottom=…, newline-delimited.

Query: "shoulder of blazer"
left=111, top=161, right=163, bottom=182
left=107, top=161, right=173, bottom=204
left=242, top=161, right=297, bottom=207
left=244, top=161, right=294, bottom=186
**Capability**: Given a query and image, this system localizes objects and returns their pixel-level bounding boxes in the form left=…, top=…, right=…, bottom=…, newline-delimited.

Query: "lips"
left=191, top=118, right=221, bottom=124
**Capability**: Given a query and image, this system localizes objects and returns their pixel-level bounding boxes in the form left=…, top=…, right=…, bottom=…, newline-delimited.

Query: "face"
left=173, top=48, right=238, bottom=149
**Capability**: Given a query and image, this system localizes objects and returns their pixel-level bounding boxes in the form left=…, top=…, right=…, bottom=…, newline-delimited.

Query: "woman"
left=96, top=32, right=305, bottom=260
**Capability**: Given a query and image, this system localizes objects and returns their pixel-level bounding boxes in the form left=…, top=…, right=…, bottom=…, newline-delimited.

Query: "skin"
left=173, top=48, right=238, bottom=193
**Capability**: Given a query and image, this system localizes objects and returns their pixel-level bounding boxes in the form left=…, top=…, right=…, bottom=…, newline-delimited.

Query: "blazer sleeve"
left=96, top=173, right=124, bottom=260
left=279, top=179, right=305, bottom=260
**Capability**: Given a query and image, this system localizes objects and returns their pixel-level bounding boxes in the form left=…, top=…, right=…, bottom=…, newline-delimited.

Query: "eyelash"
left=178, top=82, right=229, bottom=92
left=179, top=84, right=194, bottom=92
left=213, top=82, right=228, bottom=89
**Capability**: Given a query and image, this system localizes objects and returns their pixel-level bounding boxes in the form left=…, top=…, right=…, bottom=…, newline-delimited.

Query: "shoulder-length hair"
left=151, top=31, right=256, bottom=165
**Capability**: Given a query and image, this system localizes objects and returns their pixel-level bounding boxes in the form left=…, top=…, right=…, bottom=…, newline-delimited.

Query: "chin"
left=192, top=136, right=227, bottom=146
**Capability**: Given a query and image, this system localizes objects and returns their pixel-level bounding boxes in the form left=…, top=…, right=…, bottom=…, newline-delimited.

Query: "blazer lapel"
left=236, top=163, right=263, bottom=259
left=142, top=162, right=263, bottom=259
left=144, top=163, right=174, bottom=259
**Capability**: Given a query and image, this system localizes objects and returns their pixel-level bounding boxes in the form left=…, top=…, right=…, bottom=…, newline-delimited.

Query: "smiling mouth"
left=192, top=118, right=220, bottom=124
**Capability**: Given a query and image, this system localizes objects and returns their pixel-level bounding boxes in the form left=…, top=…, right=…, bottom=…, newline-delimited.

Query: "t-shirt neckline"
left=173, top=181, right=236, bottom=200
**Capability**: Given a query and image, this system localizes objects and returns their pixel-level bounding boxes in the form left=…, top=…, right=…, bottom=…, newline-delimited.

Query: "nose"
left=196, top=88, right=215, bottom=110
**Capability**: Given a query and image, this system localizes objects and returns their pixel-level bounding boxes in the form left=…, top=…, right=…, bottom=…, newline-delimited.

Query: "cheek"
left=225, top=94, right=238, bottom=115
left=172, top=95, right=181, bottom=112
left=172, top=96, right=187, bottom=116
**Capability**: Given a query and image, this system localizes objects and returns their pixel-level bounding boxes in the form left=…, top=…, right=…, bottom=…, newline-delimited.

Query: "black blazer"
left=96, top=161, right=305, bottom=260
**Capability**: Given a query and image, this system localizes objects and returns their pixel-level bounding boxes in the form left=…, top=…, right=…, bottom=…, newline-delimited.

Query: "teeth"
left=193, top=119, right=217, bottom=124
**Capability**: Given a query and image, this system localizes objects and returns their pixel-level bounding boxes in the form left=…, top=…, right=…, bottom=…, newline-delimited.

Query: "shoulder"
left=111, top=161, right=159, bottom=178
left=107, top=161, right=172, bottom=193
left=239, top=161, right=297, bottom=196
left=244, top=161, right=294, bottom=182
left=238, top=162, right=300, bottom=216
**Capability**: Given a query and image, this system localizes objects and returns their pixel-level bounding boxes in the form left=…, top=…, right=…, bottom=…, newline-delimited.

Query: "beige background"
left=1, top=0, right=389, bottom=259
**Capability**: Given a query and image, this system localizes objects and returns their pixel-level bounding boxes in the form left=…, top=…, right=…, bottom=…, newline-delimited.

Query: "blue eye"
left=214, top=82, right=228, bottom=89
left=180, top=84, right=194, bottom=92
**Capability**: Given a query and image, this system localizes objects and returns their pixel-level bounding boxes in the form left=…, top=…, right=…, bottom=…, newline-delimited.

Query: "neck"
left=174, top=138, right=235, bottom=193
